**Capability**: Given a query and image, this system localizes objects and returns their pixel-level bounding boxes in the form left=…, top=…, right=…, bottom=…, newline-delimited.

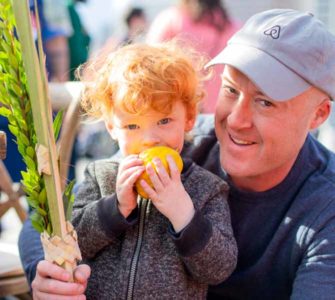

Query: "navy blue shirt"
left=182, top=116, right=335, bottom=299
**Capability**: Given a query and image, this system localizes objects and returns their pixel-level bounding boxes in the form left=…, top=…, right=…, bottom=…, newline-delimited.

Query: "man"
left=19, top=8, right=335, bottom=299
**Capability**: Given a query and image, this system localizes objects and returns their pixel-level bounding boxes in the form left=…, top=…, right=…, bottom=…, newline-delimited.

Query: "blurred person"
left=147, top=0, right=241, bottom=113
left=37, top=0, right=91, bottom=81
left=91, top=6, right=148, bottom=59
left=67, top=0, right=91, bottom=80
left=75, top=0, right=131, bottom=55
left=122, top=7, right=147, bottom=44
left=30, top=0, right=71, bottom=82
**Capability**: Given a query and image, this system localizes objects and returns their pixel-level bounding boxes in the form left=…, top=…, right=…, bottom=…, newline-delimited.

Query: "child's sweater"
left=72, top=158, right=237, bottom=299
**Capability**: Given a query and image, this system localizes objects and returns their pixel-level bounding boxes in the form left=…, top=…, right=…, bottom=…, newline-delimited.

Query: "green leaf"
left=8, top=124, right=18, bottom=136
left=18, top=132, right=30, bottom=146
left=7, top=114, right=15, bottom=124
left=0, top=52, right=8, bottom=60
left=24, top=155, right=36, bottom=171
left=53, top=109, right=64, bottom=140
left=0, top=106, right=12, bottom=117
left=1, top=41, right=11, bottom=54
left=8, top=52, right=19, bottom=70
left=30, top=211, right=44, bottom=233
left=26, top=196, right=40, bottom=209
left=24, top=101, right=31, bottom=114
left=63, top=179, right=76, bottom=221
left=28, top=189, right=39, bottom=201
left=17, top=119, right=28, bottom=132
left=20, top=171, right=30, bottom=182
left=38, top=187, right=47, bottom=205
left=26, top=146, right=35, bottom=158
left=36, top=206, right=48, bottom=217
left=17, top=143, right=25, bottom=157
left=47, top=222, right=52, bottom=236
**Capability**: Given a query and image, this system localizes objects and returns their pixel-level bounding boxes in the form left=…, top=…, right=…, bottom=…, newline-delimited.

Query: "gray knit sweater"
left=72, top=158, right=237, bottom=300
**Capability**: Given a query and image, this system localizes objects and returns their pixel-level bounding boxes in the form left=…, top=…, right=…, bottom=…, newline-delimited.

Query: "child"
left=72, top=41, right=237, bottom=299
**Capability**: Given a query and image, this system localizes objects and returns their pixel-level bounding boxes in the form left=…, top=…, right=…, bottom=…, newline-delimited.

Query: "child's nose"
left=142, top=131, right=160, bottom=147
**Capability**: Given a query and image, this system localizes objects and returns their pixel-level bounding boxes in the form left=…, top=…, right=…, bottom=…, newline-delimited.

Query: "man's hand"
left=32, top=260, right=91, bottom=300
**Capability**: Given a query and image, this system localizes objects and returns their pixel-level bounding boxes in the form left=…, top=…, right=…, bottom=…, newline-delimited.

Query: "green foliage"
left=53, top=110, right=64, bottom=141
left=0, top=1, right=75, bottom=235
left=63, top=179, right=76, bottom=221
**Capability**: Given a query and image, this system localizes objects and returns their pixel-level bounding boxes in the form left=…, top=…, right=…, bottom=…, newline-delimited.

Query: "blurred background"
left=69, top=0, right=335, bottom=59
left=77, top=0, right=335, bottom=51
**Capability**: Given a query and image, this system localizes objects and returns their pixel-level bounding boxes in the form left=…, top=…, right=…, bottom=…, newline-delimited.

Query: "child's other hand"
left=140, top=155, right=195, bottom=232
left=116, top=155, right=145, bottom=218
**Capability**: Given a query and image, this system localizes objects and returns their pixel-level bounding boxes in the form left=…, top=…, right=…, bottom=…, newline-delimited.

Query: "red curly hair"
left=79, top=40, right=209, bottom=120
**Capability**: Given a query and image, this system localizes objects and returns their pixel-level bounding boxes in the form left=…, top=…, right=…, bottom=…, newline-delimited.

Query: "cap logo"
left=264, top=25, right=281, bottom=39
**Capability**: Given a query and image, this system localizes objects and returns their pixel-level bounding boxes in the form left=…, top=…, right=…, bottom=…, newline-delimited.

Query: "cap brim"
left=206, top=44, right=311, bottom=101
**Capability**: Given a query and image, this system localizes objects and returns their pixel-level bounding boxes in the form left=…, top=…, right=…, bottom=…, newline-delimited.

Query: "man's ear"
left=309, top=99, right=331, bottom=130
left=105, top=120, right=117, bottom=140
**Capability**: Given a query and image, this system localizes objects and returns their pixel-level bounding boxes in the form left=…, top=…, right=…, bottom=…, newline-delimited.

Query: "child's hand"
left=116, top=155, right=145, bottom=218
left=139, top=155, right=195, bottom=232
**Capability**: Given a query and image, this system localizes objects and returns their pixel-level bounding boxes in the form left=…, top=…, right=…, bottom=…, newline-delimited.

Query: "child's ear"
left=185, top=109, right=197, bottom=132
left=105, top=120, right=117, bottom=140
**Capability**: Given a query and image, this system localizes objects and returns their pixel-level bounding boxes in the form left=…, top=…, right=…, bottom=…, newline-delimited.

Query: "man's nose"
left=227, top=96, right=253, bottom=130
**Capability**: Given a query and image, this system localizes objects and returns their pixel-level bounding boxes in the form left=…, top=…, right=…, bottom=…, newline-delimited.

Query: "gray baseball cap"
left=206, top=9, right=335, bottom=101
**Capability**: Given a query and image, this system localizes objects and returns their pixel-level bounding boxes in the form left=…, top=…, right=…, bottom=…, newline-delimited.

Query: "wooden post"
left=0, top=131, right=6, bottom=160
left=0, top=131, right=27, bottom=223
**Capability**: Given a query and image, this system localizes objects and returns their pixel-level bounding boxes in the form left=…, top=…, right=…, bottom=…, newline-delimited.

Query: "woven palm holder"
left=40, top=221, right=82, bottom=280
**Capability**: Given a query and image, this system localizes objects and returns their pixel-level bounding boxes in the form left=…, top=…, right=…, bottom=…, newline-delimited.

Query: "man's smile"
left=229, top=134, right=256, bottom=146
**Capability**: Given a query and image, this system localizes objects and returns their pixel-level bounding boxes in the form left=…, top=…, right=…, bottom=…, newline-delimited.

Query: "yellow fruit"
left=135, top=146, right=183, bottom=199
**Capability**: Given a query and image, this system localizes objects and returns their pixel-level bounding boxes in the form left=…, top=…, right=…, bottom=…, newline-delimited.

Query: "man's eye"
left=126, top=124, right=139, bottom=130
left=158, top=118, right=171, bottom=125
left=222, top=85, right=238, bottom=95
left=257, top=99, right=274, bottom=107
left=228, top=87, right=237, bottom=94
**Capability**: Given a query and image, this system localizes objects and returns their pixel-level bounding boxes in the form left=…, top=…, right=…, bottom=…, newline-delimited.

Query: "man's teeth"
left=231, top=137, right=254, bottom=145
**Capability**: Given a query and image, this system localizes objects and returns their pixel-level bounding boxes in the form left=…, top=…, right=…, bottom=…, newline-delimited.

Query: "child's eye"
left=158, top=118, right=171, bottom=125
left=125, top=124, right=139, bottom=130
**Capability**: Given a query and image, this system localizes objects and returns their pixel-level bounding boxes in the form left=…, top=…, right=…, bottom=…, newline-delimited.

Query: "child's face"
left=106, top=101, right=195, bottom=156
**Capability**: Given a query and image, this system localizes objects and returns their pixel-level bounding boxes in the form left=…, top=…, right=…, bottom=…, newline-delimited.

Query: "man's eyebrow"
left=221, top=76, right=235, bottom=86
left=221, top=75, right=268, bottom=97
left=255, top=90, right=267, bottom=97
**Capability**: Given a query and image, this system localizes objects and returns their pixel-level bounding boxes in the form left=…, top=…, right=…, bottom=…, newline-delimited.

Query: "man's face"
left=215, top=66, right=328, bottom=191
